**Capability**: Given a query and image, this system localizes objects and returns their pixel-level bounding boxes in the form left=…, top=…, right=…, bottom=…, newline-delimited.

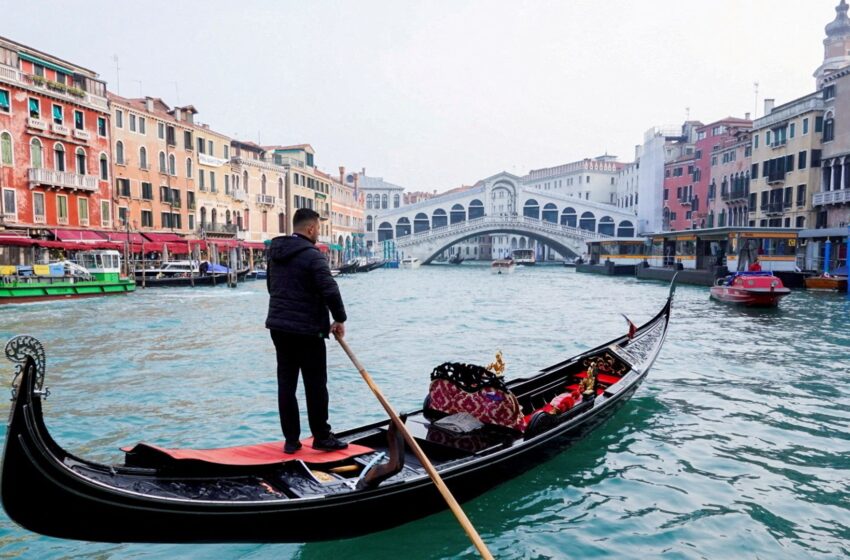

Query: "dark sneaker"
left=283, top=441, right=303, bottom=454
left=312, top=433, right=349, bottom=451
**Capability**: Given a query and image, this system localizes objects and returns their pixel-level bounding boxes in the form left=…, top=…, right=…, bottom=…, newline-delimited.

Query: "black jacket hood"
left=269, top=234, right=317, bottom=263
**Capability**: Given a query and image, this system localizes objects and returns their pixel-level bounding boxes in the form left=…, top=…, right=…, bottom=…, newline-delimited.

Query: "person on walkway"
left=266, top=208, right=348, bottom=454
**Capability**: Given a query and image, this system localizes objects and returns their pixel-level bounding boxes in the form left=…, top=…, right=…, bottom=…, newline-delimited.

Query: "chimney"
left=339, top=166, right=345, bottom=184
left=361, top=167, right=366, bottom=176
left=145, top=97, right=154, bottom=112
left=186, top=110, right=194, bottom=125
left=764, top=98, right=775, bottom=115
left=745, top=112, right=751, bottom=120
left=173, top=107, right=182, bottom=122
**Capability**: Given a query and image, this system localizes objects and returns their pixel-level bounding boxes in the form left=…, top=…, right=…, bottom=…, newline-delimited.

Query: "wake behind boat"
left=0, top=279, right=675, bottom=543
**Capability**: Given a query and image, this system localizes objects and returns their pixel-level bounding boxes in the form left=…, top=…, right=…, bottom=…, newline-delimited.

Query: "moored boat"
left=400, top=257, right=421, bottom=269
left=511, top=249, right=536, bottom=266
left=0, top=250, right=135, bottom=304
left=491, top=258, right=516, bottom=274
left=709, top=271, right=791, bottom=306
left=448, top=254, right=464, bottom=265
left=0, top=279, right=676, bottom=543
left=804, top=267, right=848, bottom=292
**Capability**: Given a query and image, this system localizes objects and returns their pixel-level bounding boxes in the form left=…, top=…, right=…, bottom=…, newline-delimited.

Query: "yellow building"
left=230, top=140, right=287, bottom=242
left=193, top=124, right=238, bottom=240
left=266, top=144, right=331, bottom=240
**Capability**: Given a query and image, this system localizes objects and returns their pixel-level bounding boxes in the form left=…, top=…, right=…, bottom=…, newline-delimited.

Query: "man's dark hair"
left=293, top=208, right=321, bottom=229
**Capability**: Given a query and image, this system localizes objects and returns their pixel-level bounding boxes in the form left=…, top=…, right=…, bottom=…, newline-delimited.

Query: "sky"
left=2, top=0, right=842, bottom=191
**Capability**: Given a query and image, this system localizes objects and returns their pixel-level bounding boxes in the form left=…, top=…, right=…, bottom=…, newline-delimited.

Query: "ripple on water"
left=1, top=268, right=849, bottom=558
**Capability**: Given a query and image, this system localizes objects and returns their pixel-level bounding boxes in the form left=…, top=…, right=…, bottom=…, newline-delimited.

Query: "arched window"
left=278, top=178, right=284, bottom=199
left=211, top=208, right=217, bottom=226
left=366, top=215, right=373, bottom=232
left=168, top=154, right=176, bottom=176
left=468, top=199, right=484, bottom=219
left=243, top=171, right=249, bottom=194
left=75, top=147, right=86, bottom=175
left=139, top=147, right=148, bottom=169
left=53, top=143, right=65, bottom=172
left=393, top=193, right=400, bottom=208
left=560, top=207, right=577, bottom=227
left=115, top=141, right=124, bottom=165
left=579, top=211, right=596, bottom=232
left=617, top=220, right=635, bottom=237
left=200, top=207, right=207, bottom=227
left=542, top=203, right=558, bottom=223
left=380, top=194, right=387, bottom=209
left=366, top=194, right=373, bottom=209
left=378, top=221, right=393, bottom=241
left=99, top=154, right=108, bottom=181
left=450, top=204, right=466, bottom=224
left=0, top=132, right=12, bottom=165
left=30, top=138, right=43, bottom=169
left=598, top=216, right=615, bottom=236
left=279, top=212, right=285, bottom=232
left=414, top=212, right=430, bottom=233
left=432, top=208, right=448, bottom=228
left=158, top=151, right=166, bottom=173
left=261, top=174, right=267, bottom=195
left=226, top=210, right=231, bottom=224
left=523, top=199, right=540, bottom=219
left=396, top=217, right=411, bottom=237
left=186, top=157, right=192, bottom=178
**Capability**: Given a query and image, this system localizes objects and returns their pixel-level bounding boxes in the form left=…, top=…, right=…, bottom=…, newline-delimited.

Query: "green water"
left=1, top=266, right=848, bottom=559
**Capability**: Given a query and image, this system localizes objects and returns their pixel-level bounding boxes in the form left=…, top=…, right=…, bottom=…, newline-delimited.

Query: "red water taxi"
left=710, top=271, right=791, bottom=307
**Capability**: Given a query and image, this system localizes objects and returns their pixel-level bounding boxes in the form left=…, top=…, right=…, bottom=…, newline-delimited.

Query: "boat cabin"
left=585, top=238, right=649, bottom=266
left=75, top=250, right=124, bottom=282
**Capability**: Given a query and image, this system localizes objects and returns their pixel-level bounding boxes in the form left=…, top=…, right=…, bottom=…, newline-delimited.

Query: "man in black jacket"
left=266, top=208, right=348, bottom=453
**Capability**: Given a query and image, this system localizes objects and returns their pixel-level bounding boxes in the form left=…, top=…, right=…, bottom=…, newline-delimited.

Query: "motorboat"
left=710, top=271, right=790, bottom=306
left=400, top=257, right=421, bottom=270
left=491, top=259, right=516, bottom=274
left=511, top=249, right=536, bottom=266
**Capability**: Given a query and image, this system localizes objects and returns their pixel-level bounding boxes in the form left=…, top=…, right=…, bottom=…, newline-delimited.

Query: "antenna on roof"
left=112, top=55, right=120, bottom=95
left=754, top=81, right=759, bottom=119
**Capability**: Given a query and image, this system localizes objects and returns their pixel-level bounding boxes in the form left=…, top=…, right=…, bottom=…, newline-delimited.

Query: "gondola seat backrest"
left=424, top=362, right=525, bottom=432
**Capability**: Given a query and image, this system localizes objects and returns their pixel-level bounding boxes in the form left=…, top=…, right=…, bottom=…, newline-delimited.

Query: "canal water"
left=0, top=265, right=848, bottom=559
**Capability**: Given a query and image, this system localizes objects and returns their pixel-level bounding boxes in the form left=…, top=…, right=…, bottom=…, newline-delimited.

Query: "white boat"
left=512, top=249, right=536, bottom=265
left=400, top=257, right=421, bottom=269
left=135, top=260, right=201, bottom=279
left=491, top=258, right=516, bottom=274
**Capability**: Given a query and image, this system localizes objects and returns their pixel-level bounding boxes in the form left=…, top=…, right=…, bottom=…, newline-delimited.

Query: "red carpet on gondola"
left=121, top=437, right=373, bottom=466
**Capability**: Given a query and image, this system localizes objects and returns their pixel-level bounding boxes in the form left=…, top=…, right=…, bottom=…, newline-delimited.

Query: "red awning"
left=209, top=239, right=238, bottom=249
left=101, top=232, right=148, bottom=244
left=142, top=232, right=186, bottom=243
left=166, top=242, right=190, bottom=255
left=241, top=241, right=267, bottom=250
left=316, top=243, right=329, bottom=253
left=0, top=236, right=37, bottom=247
left=51, top=229, right=107, bottom=242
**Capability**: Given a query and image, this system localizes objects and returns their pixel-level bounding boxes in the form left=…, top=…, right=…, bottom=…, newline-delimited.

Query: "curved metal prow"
left=4, top=336, right=47, bottom=400
left=668, top=272, right=680, bottom=301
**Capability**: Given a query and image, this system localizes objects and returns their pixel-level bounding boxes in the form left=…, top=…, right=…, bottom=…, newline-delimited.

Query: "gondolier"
left=266, top=208, right=348, bottom=453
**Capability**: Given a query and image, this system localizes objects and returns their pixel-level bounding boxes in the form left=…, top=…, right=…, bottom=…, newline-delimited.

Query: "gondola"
left=1, top=278, right=676, bottom=543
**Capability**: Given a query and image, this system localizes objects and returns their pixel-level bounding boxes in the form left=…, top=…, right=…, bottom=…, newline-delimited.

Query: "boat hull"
left=709, top=286, right=790, bottom=306
left=0, top=280, right=135, bottom=304
left=804, top=276, right=848, bottom=292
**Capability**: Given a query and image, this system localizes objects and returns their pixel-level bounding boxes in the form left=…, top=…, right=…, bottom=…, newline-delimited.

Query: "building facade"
left=707, top=125, right=753, bottom=228
left=1, top=36, right=111, bottom=233
left=329, top=167, right=365, bottom=264
left=750, top=95, right=824, bottom=229
left=229, top=141, right=287, bottom=243
left=525, top=155, right=623, bottom=205
left=194, top=124, right=238, bottom=240
left=359, top=171, right=405, bottom=252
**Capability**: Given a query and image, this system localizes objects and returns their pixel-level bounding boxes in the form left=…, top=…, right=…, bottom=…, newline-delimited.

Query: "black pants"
left=270, top=330, right=331, bottom=443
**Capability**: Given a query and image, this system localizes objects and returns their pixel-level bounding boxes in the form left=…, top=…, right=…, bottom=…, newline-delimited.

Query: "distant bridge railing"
left=394, top=215, right=610, bottom=247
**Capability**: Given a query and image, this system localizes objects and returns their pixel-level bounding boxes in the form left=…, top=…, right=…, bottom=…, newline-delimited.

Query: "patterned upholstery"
left=426, top=378, right=525, bottom=432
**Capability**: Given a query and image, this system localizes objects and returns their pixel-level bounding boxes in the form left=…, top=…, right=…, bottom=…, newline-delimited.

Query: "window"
left=33, top=192, right=45, bottom=221
left=30, top=138, right=43, bottom=168
left=797, top=184, right=806, bottom=207
left=158, top=122, right=165, bottom=139
left=803, top=117, right=809, bottom=134
left=2, top=188, right=15, bottom=219
left=223, top=145, right=229, bottom=159
left=824, top=118, right=835, bottom=142
left=1, top=132, right=12, bottom=165
left=815, top=116, right=824, bottom=134
left=116, top=178, right=131, bottom=197
left=186, top=158, right=192, bottom=178
left=101, top=200, right=111, bottom=227
left=75, top=147, right=86, bottom=175
left=138, top=117, right=146, bottom=135
left=115, top=109, right=123, bottom=128
left=798, top=151, right=807, bottom=169
left=158, top=151, right=166, bottom=173
left=823, top=85, right=836, bottom=100
left=139, top=147, right=148, bottom=169
left=97, top=117, right=106, bottom=137
left=0, top=89, right=9, bottom=113
left=168, top=154, right=176, bottom=176
left=33, top=64, right=44, bottom=77
left=197, top=137, right=205, bottom=154
left=28, top=97, right=40, bottom=118
left=115, top=141, right=124, bottom=164
left=99, top=154, right=108, bottom=180
left=57, top=195, right=68, bottom=223
left=129, top=113, right=136, bottom=132
left=141, top=182, right=153, bottom=200
left=754, top=134, right=759, bottom=149
left=188, top=214, right=194, bottom=230
left=812, top=149, right=822, bottom=167
left=166, top=126, right=175, bottom=146
left=53, top=143, right=65, bottom=171
left=796, top=216, right=806, bottom=228
left=210, top=171, right=216, bottom=192
left=790, top=123, right=795, bottom=138
left=199, top=169, right=205, bottom=190
left=52, top=104, right=63, bottom=125
left=207, top=140, right=213, bottom=154
left=74, top=110, right=83, bottom=131
left=77, top=198, right=89, bottom=225
left=224, top=174, right=230, bottom=194
left=187, top=191, right=195, bottom=210
left=184, top=130, right=192, bottom=149
left=118, top=206, right=128, bottom=226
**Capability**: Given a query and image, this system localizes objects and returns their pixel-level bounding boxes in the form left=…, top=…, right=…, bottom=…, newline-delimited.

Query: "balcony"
left=813, top=189, right=850, bottom=206
left=199, top=223, right=238, bottom=234
left=10, top=70, right=109, bottom=110
left=761, top=202, right=785, bottom=216
left=28, top=168, right=98, bottom=192
left=678, top=196, right=693, bottom=206
left=27, top=117, right=47, bottom=131
left=722, top=188, right=748, bottom=202
left=79, top=218, right=89, bottom=226
left=33, top=214, right=46, bottom=224
left=231, top=189, right=247, bottom=202
left=2, top=212, right=16, bottom=223
left=51, top=123, right=69, bottom=135
left=73, top=129, right=91, bottom=141
left=256, top=194, right=275, bottom=206
left=766, top=172, right=785, bottom=185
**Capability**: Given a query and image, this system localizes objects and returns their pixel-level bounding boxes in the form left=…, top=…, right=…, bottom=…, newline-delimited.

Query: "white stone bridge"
left=366, top=171, right=638, bottom=263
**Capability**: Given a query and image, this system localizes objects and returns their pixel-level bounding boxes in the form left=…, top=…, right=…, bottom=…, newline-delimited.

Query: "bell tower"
left=815, top=0, right=850, bottom=88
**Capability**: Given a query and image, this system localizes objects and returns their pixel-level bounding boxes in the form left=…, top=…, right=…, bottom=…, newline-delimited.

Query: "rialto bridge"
left=365, top=172, right=639, bottom=263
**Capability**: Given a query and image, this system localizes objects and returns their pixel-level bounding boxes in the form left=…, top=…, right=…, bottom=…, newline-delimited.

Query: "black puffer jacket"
left=265, top=234, right=346, bottom=338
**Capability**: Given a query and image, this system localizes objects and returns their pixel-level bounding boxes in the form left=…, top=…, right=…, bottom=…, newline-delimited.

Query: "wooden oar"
left=335, top=335, right=495, bottom=560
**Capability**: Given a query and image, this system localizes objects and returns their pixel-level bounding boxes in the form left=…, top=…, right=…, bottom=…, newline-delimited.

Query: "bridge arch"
left=523, top=199, right=540, bottom=219
left=450, top=204, right=466, bottom=224
left=432, top=208, right=447, bottom=228
left=414, top=213, right=430, bottom=233
left=490, top=181, right=517, bottom=216
left=418, top=226, right=582, bottom=264
left=579, top=211, right=596, bottom=232
left=378, top=221, right=393, bottom=241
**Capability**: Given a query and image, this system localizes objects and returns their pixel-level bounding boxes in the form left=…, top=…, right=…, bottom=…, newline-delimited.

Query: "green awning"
left=329, top=243, right=343, bottom=250
left=315, top=193, right=327, bottom=200
left=18, top=52, right=73, bottom=76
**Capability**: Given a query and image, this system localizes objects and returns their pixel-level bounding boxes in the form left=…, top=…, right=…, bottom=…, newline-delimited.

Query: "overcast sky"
left=2, top=1, right=842, bottom=191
